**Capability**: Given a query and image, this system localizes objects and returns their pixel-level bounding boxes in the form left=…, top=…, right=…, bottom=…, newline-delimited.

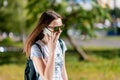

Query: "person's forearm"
left=44, top=51, right=55, bottom=80
left=63, top=70, right=68, bottom=80
left=62, top=53, right=68, bottom=80
left=62, top=68, right=68, bottom=80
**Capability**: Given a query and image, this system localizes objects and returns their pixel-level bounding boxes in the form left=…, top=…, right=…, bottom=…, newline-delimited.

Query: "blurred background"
left=0, top=0, right=120, bottom=80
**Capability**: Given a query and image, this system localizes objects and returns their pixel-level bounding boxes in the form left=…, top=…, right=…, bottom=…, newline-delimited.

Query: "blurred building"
left=97, top=0, right=120, bottom=9
left=67, top=0, right=120, bottom=9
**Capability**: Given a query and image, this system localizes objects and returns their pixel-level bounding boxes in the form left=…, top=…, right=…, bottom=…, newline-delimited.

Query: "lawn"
left=0, top=48, right=120, bottom=80
left=66, top=49, right=120, bottom=80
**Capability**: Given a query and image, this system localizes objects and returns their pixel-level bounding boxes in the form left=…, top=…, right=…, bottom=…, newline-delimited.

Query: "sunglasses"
left=46, top=24, right=64, bottom=32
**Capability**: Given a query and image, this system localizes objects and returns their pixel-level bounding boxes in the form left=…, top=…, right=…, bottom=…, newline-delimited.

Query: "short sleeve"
left=61, top=39, right=67, bottom=53
left=30, top=44, right=43, bottom=59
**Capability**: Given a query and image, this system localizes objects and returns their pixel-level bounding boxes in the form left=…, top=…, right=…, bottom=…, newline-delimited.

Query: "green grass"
left=0, top=64, right=25, bottom=80
left=102, top=36, right=120, bottom=40
left=0, top=52, right=26, bottom=80
left=0, top=48, right=120, bottom=80
left=66, top=50, right=120, bottom=80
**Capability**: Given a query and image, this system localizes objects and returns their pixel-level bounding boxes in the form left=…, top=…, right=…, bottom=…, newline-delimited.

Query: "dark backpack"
left=24, top=39, right=64, bottom=80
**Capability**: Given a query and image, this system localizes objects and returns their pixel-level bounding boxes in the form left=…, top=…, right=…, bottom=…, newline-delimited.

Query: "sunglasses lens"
left=54, top=25, right=64, bottom=31
left=54, top=27, right=59, bottom=31
left=47, top=25, right=64, bottom=32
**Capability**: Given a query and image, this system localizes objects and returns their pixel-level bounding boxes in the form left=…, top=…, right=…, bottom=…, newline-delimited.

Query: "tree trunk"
left=66, top=33, right=89, bottom=60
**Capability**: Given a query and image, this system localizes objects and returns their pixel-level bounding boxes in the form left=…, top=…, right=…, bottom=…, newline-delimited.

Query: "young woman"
left=24, top=10, right=68, bottom=80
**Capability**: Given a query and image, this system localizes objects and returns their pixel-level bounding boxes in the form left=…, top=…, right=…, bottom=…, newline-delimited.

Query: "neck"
left=41, top=37, right=48, bottom=45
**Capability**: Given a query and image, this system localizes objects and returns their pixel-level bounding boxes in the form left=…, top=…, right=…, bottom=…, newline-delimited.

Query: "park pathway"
left=64, top=37, right=120, bottom=48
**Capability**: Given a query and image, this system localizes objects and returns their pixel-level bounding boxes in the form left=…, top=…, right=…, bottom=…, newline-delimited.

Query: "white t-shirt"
left=30, top=39, right=67, bottom=80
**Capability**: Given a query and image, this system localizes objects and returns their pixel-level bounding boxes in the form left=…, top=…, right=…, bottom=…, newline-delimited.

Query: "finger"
left=51, top=32, right=54, bottom=41
left=53, top=32, right=56, bottom=37
left=51, top=32, right=57, bottom=43
left=53, top=27, right=62, bottom=42
left=56, top=28, right=62, bottom=37
left=48, top=34, right=51, bottom=40
left=58, top=27, right=62, bottom=33
left=54, top=31, right=61, bottom=42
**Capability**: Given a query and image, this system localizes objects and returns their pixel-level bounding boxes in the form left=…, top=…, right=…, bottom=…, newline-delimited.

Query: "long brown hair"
left=23, top=10, right=62, bottom=58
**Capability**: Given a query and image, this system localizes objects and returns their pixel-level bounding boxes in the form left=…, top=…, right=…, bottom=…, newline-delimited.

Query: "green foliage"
left=0, top=52, right=25, bottom=65
left=0, top=37, right=23, bottom=47
left=26, top=0, right=111, bottom=37
left=0, top=0, right=111, bottom=37
left=0, top=0, right=26, bottom=34
left=110, top=8, right=120, bottom=18
left=0, top=0, right=16, bottom=32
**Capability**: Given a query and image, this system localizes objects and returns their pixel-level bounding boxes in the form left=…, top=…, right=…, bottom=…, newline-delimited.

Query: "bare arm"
left=32, top=52, right=55, bottom=80
left=62, top=53, right=68, bottom=80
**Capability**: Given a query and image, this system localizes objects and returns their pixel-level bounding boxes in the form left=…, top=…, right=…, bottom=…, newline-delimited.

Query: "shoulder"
left=31, top=44, right=39, bottom=52
left=31, top=40, right=43, bottom=52
left=30, top=43, right=43, bottom=59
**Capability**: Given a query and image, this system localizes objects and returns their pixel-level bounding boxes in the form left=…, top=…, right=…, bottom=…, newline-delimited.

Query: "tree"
left=26, top=0, right=111, bottom=60
left=110, top=8, right=120, bottom=18
left=0, top=0, right=27, bottom=42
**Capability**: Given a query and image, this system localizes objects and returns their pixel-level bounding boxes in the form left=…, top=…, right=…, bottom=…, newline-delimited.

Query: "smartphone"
left=43, top=28, right=51, bottom=36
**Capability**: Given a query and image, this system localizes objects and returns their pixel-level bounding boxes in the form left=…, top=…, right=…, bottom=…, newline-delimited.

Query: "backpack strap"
left=34, top=43, right=45, bottom=58
left=58, top=39, right=64, bottom=54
